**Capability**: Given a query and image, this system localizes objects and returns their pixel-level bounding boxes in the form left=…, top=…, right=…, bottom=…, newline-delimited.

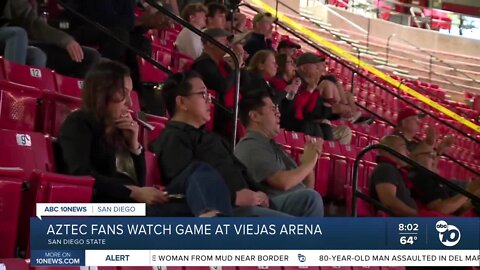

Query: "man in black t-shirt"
left=370, top=135, right=418, bottom=216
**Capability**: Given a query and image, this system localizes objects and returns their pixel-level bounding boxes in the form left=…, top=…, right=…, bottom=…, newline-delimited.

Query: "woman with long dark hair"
left=58, top=60, right=232, bottom=217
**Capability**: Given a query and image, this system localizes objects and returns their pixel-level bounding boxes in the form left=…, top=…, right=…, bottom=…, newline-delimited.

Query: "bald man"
left=409, top=142, right=480, bottom=215
left=369, top=135, right=418, bottom=216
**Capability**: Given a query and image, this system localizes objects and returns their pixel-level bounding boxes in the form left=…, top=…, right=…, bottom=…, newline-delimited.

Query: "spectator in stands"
left=370, top=135, right=418, bottom=216
left=243, top=12, right=275, bottom=64
left=58, top=61, right=231, bottom=217
left=277, top=39, right=300, bottom=58
left=151, top=71, right=308, bottom=217
left=293, top=53, right=352, bottom=144
left=225, top=32, right=249, bottom=67
left=204, top=0, right=246, bottom=33
left=409, top=142, right=480, bottom=216
left=175, top=3, right=207, bottom=59
left=269, top=53, right=301, bottom=128
left=190, top=28, right=235, bottom=136
left=206, top=2, right=227, bottom=29
left=235, top=92, right=324, bottom=216
left=0, top=26, right=46, bottom=67
left=318, top=75, right=373, bottom=125
left=3, top=0, right=100, bottom=78
left=68, top=0, right=135, bottom=62
left=394, top=107, right=453, bottom=167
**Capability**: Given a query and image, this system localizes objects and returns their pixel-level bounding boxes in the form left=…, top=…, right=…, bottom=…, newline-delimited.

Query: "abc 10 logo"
left=435, top=220, right=461, bottom=247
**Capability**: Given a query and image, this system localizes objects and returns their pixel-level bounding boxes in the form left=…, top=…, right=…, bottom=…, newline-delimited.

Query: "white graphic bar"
left=85, top=250, right=480, bottom=267
left=36, top=203, right=145, bottom=219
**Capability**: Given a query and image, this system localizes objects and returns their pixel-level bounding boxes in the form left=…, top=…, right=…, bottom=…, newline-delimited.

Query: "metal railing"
left=351, top=144, right=480, bottom=217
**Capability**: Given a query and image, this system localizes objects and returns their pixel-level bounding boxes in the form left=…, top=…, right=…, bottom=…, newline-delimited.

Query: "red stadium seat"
left=33, top=171, right=94, bottom=203
left=143, top=121, right=166, bottom=149
left=0, top=167, right=25, bottom=258
left=185, top=267, right=236, bottom=270
left=2, top=59, right=56, bottom=91
left=42, top=92, right=81, bottom=136
left=138, top=57, right=169, bottom=83
left=54, top=73, right=83, bottom=97
left=0, top=81, right=43, bottom=131
left=30, top=267, right=81, bottom=270
left=285, top=130, right=305, bottom=162
left=0, top=258, right=29, bottom=270
left=315, top=156, right=331, bottom=196
left=238, top=267, right=281, bottom=270
left=145, top=151, right=162, bottom=187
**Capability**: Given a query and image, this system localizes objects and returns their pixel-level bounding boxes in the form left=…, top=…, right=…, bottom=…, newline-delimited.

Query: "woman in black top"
left=58, top=61, right=232, bottom=216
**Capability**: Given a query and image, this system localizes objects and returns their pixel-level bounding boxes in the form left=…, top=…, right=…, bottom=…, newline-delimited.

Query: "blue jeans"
left=234, top=189, right=324, bottom=217
left=147, top=162, right=233, bottom=217
left=0, top=26, right=46, bottom=66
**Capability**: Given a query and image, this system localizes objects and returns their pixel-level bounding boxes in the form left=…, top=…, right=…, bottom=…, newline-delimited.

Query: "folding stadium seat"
left=357, top=132, right=369, bottom=148
left=344, top=186, right=375, bottom=217
left=0, top=81, right=43, bottom=131
left=381, top=267, right=406, bottom=270
left=131, top=91, right=141, bottom=112
left=315, top=156, right=331, bottom=197
left=138, top=57, right=169, bottom=83
left=153, top=44, right=174, bottom=69
left=0, top=258, right=29, bottom=270
left=143, top=121, right=166, bottom=149
left=33, top=171, right=94, bottom=203
left=352, top=267, right=381, bottom=270
left=41, top=91, right=81, bottom=136
left=285, top=130, right=305, bottom=162
left=145, top=151, right=162, bottom=187
left=0, top=167, right=25, bottom=258
left=54, top=73, right=83, bottom=97
left=1, top=58, right=56, bottom=91
left=320, top=267, right=351, bottom=270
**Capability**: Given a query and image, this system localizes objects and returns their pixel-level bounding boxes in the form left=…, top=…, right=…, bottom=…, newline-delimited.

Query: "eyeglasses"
left=182, top=90, right=212, bottom=102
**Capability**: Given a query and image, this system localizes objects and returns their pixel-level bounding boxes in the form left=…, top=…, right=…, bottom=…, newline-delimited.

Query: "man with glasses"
left=151, top=71, right=295, bottom=217
left=243, top=12, right=275, bottom=64
left=234, top=92, right=324, bottom=217
left=369, top=135, right=418, bottom=216
left=409, top=142, right=480, bottom=216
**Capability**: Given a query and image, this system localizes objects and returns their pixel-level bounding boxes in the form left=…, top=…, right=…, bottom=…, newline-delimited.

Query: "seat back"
left=0, top=167, right=25, bottom=258
left=138, top=57, right=168, bottom=83
left=0, top=258, right=29, bottom=270
left=0, top=82, right=43, bottom=131
left=2, top=59, right=56, bottom=91
left=33, top=171, right=94, bottom=203
left=54, top=73, right=84, bottom=97
left=0, top=129, right=55, bottom=173
left=42, top=92, right=81, bottom=136
left=145, top=151, right=162, bottom=187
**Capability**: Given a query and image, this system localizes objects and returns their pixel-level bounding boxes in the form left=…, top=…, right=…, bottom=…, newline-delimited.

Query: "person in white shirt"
left=174, top=3, right=207, bottom=59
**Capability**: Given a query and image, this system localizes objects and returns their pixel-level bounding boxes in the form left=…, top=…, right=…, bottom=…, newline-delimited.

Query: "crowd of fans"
left=1, top=0, right=478, bottom=217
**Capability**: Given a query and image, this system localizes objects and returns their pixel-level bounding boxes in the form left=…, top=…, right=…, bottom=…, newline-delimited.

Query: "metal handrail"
left=145, top=0, right=242, bottom=149
left=351, top=144, right=480, bottom=217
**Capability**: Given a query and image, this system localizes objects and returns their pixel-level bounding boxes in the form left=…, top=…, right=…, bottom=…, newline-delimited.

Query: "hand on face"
left=115, top=113, right=140, bottom=151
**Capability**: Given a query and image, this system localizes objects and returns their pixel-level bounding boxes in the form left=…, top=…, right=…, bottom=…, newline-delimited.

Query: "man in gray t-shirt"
left=234, top=92, right=324, bottom=217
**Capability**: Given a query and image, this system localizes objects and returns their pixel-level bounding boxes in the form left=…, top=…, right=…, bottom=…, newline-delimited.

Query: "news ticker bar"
left=30, top=250, right=480, bottom=267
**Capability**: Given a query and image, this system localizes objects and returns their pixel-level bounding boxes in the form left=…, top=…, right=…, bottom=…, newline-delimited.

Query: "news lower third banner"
left=30, top=210, right=479, bottom=267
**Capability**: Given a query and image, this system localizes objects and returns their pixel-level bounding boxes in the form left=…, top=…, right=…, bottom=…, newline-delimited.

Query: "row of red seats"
left=0, top=129, right=94, bottom=258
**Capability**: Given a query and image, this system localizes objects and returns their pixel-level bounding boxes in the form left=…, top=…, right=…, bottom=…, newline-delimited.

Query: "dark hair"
left=181, top=3, right=207, bottom=21
left=319, top=74, right=338, bottom=84
left=82, top=60, right=130, bottom=121
left=207, top=2, right=227, bottom=18
left=275, top=53, right=290, bottom=77
left=161, top=70, right=203, bottom=117
left=81, top=60, right=131, bottom=149
left=239, top=91, right=271, bottom=127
